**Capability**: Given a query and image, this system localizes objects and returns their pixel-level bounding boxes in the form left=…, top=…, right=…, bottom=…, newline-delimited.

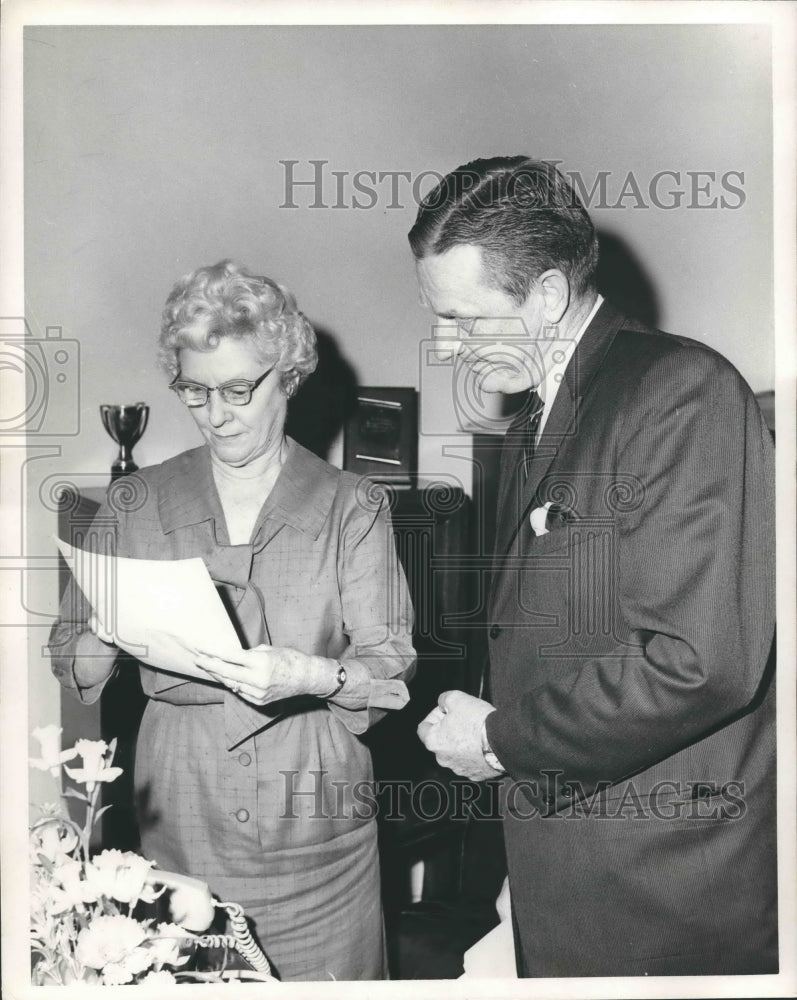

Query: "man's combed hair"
left=408, top=157, right=599, bottom=304
left=158, top=259, right=317, bottom=391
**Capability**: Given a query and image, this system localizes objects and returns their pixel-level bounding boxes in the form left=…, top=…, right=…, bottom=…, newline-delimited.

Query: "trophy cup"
left=100, top=403, right=149, bottom=481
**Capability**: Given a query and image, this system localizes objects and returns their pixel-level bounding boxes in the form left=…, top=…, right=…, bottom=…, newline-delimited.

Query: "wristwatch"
left=481, top=718, right=505, bottom=774
left=326, top=662, right=347, bottom=699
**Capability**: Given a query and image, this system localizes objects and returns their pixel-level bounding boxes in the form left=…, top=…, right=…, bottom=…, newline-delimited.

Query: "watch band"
left=481, top=718, right=505, bottom=774
left=325, top=662, right=347, bottom=699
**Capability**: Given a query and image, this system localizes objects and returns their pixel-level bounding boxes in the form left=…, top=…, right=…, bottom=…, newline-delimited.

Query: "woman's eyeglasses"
left=169, top=366, right=275, bottom=407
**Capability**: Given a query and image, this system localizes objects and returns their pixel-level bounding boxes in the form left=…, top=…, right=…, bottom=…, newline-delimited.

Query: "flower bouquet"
left=29, top=726, right=277, bottom=986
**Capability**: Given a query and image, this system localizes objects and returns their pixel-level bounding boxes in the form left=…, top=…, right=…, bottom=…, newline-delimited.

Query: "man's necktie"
left=522, top=389, right=545, bottom=482
left=498, top=389, right=546, bottom=553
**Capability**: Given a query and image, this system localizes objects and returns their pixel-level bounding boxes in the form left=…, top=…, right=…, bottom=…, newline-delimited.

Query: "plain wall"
left=22, top=24, right=772, bottom=766
left=24, top=24, right=772, bottom=477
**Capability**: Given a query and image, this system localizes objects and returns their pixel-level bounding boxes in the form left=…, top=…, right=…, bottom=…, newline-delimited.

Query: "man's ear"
left=536, top=269, right=570, bottom=325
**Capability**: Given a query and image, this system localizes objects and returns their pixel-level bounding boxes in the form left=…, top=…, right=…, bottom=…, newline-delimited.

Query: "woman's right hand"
left=88, top=614, right=116, bottom=646
left=66, top=615, right=122, bottom=691
left=89, top=615, right=213, bottom=683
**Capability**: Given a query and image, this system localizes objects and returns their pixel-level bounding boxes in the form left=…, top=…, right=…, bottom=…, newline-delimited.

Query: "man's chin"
left=480, top=370, right=532, bottom=395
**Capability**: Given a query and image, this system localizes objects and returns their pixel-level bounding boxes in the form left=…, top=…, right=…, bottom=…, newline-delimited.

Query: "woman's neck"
left=210, top=437, right=287, bottom=545
left=210, top=436, right=287, bottom=486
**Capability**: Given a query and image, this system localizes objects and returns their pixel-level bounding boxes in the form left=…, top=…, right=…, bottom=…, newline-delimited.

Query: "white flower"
left=75, top=914, right=153, bottom=982
left=148, top=923, right=191, bottom=970
left=101, top=963, right=135, bottom=986
left=63, top=739, right=123, bottom=793
left=102, top=946, right=154, bottom=985
left=30, top=726, right=78, bottom=777
left=45, top=884, right=79, bottom=917
left=140, top=969, right=178, bottom=986
left=49, top=858, right=97, bottom=913
left=30, top=818, right=79, bottom=865
left=85, top=849, right=154, bottom=905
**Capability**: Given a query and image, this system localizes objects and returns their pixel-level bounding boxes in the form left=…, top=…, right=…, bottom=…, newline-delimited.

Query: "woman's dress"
left=50, top=439, right=416, bottom=981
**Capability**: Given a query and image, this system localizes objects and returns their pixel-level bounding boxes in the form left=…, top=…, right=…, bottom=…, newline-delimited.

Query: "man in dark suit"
left=414, top=157, right=777, bottom=976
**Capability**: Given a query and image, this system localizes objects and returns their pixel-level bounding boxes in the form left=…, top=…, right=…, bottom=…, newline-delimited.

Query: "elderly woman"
left=49, top=259, right=416, bottom=981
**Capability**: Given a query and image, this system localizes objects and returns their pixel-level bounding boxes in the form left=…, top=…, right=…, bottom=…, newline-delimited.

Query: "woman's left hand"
left=194, top=644, right=336, bottom=705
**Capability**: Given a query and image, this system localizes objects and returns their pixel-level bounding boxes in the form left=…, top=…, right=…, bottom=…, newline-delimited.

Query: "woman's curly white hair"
left=158, top=259, right=317, bottom=393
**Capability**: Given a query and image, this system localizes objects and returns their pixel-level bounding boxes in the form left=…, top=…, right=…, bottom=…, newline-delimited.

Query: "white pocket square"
left=530, top=501, right=577, bottom=536
left=529, top=502, right=552, bottom=537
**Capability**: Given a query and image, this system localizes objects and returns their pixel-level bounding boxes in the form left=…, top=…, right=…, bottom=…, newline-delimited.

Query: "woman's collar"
left=157, top=438, right=339, bottom=540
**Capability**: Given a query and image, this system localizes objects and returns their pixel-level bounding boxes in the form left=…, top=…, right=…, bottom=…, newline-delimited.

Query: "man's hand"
left=417, top=690, right=499, bottom=781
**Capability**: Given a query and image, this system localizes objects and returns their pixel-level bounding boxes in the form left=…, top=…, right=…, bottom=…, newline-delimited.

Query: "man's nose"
left=432, top=324, right=464, bottom=361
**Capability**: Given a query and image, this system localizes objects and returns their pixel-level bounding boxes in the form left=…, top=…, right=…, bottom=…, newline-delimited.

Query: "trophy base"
left=110, top=460, right=139, bottom=481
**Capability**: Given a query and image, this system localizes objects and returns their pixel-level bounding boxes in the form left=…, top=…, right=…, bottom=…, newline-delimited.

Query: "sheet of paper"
left=55, top=537, right=244, bottom=678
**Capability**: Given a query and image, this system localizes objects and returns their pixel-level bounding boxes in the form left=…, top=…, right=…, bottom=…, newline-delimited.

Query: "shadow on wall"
left=286, top=327, right=360, bottom=461
left=595, top=231, right=660, bottom=329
